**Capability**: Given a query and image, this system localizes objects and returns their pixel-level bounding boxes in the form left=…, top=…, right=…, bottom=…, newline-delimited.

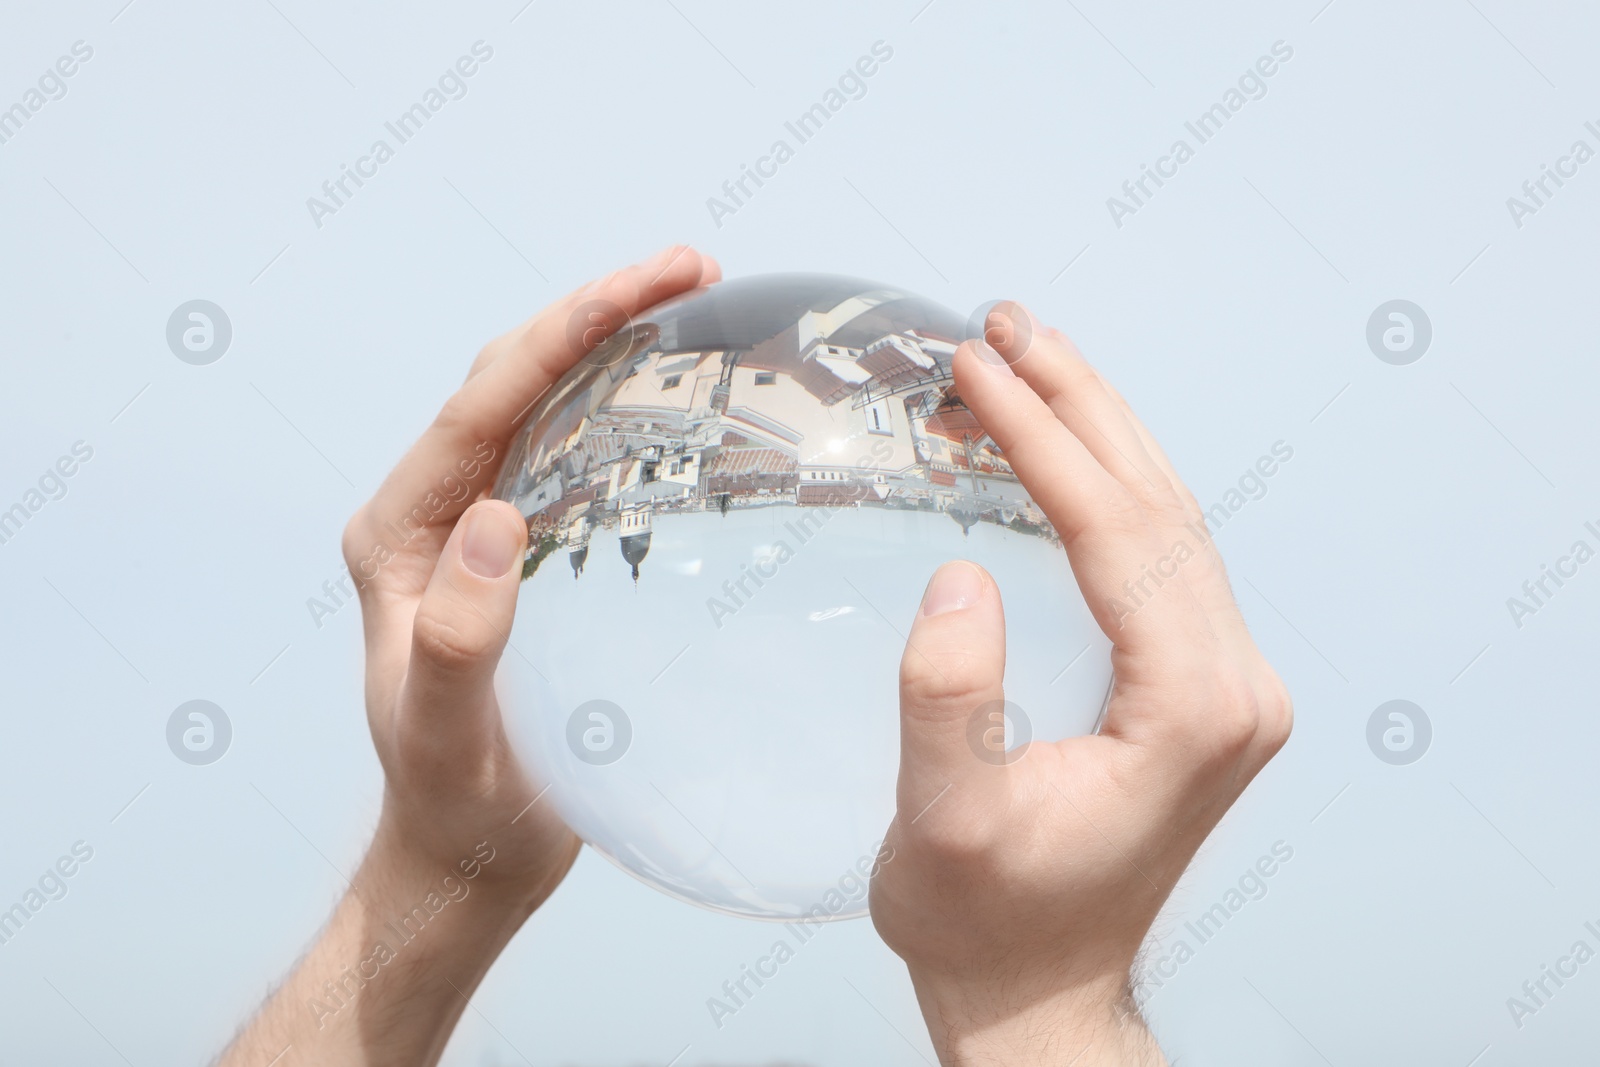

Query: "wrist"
left=366, top=806, right=544, bottom=920
left=217, top=808, right=552, bottom=1067
left=369, top=780, right=577, bottom=920
left=909, top=967, right=1164, bottom=1067
left=361, top=820, right=535, bottom=937
left=288, top=823, right=534, bottom=1062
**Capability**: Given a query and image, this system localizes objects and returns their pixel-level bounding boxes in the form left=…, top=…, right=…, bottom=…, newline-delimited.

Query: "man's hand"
left=218, top=246, right=720, bottom=1067
left=870, top=306, right=1292, bottom=1066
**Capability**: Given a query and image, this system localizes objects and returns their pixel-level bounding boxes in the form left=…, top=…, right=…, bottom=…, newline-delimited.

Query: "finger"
left=1093, top=372, right=1206, bottom=528
left=952, top=339, right=1208, bottom=656
left=897, top=561, right=1008, bottom=805
left=986, top=303, right=1171, bottom=504
left=464, top=248, right=716, bottom=384
left=1093, top=371, right=1254, bottom=632
left=1096, top=371, right=1293, bottom=754
left=396, top=499, right=528, bottom=768
left=353, top=246, right=712, bottom=551
left=475, top=243, right=710, bottom=438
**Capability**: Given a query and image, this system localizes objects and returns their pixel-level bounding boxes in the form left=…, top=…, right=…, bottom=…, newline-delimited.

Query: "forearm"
left=912, top=971, right=1166, bottom=1067
left=217, top=818, right=535, bottom=1067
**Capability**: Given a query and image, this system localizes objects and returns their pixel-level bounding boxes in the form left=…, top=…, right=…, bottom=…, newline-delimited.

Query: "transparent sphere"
left=494, top=274, right=1111, bottom=921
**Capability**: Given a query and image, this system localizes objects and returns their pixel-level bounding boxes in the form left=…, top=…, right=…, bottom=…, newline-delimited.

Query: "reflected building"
left=496, top=275, right=1059, bottom=583
left=618, top=502, right=653, bottom=583
left=566, top=511, right=591, bottom=579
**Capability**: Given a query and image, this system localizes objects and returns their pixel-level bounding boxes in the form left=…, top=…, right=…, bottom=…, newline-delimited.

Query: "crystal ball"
left=494, top=274, right=1111, bottom=921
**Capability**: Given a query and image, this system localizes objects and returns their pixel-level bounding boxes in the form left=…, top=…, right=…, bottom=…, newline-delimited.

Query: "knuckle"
left=899, top=646, right=994, bottom=715
left=1193, top=666, right=1262, bottom=756
left=1100, top=487, right=1150, bottom=533
left=911, top=807, right=1005, bottom=867
left=410, top=606, right=491, bottom=674
left=340, top=506, right=372, bottom=570
left=466, top=338, right=502, bottom=379
left=341, top=505, right=395, bottom=592
left=1175, top=484, right=1207, bottom=526
left=1254, top=671, right=1295, bottom=754
left=1057, top=356, right=1103, bottom=395
left=434, top=390, right=475, bottom=437
left=1143, top=487, right=1193, bottom=529
left=1064, top=488, right=1145, bottom=550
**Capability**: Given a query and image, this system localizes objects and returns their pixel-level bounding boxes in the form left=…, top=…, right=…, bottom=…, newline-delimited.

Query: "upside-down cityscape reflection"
left=493, top=275, right=1109, bottom=920
left=498, top=275, right=1060, bottom=587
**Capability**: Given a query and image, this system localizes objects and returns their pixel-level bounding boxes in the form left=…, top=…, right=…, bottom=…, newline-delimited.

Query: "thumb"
left=401, top=499, right=528, bottom=757
left=897, top=561, right=1008, bottom=809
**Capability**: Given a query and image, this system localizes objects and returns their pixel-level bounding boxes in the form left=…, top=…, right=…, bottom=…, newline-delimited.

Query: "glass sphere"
left=494, top=274, right=1111, bottom=921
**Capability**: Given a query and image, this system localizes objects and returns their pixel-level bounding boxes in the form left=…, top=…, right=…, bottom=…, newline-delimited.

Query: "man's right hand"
left=870, top=307, right=1292, bottom=1066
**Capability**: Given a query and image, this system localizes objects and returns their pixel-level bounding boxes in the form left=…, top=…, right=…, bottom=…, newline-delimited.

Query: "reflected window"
left=866, top=398, right=893, bottom=436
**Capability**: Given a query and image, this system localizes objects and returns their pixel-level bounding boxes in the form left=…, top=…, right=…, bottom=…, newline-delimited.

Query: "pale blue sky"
left=2, top=1, right=1598, bottom=1064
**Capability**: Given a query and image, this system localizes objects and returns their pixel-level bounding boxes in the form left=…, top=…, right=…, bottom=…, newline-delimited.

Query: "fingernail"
left=920, top=561, right=985, bottom=617
left=998, top=299, right=1036, bottom=331
left=973, top=340, right=1015, bottom=376
left=461, top=506, right=525, bottom=579
left=989, top=301, right=1038, bottom=362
